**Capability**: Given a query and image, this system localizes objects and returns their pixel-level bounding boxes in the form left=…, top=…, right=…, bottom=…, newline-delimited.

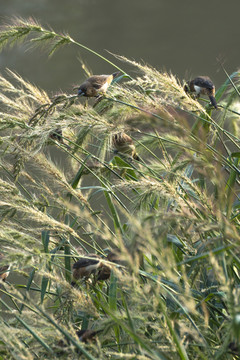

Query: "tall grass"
left=0, top=17, right=240, bottom=359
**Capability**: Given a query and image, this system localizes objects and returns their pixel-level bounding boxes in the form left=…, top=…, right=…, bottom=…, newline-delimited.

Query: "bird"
left=228, top=341, right=239, bottom=355
left=57, top=329, right=101, bottom=350
left=0, top=253, right=10, bottom=282
left=76, top=329, right=101, bottom=343
left=78, top=72, right=121, bottom=97
left=97, top=250, right=120, bottom=281
left=49, top=128, right=70, bottom=148
left=71, top=253, right=102, bottom=285
left=112, top=133, right=140, bottom=161
left=49, top=128, right=63, bottom=143
left=184, top=76, right=218, bottom=109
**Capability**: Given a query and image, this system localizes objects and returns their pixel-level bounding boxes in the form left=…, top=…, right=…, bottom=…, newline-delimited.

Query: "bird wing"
left=0, top=265, right=9, bottom=273
left=73, top=257, right=99, bottom=269
left=91, top=75, right=110, bottom=89
left=194, top=77, right=214, bottom=90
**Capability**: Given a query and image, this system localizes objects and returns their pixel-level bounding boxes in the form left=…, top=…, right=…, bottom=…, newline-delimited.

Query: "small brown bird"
left=78, top=72, right=121, bottom=97
left=57, top=329, right=101, bottom=350
left=49, top=128, right=65, bottom=145
left=184, top=76, right=218, bottom=109
left=0, top=253, right=10, bottom=282
left=71, top=253, right=102, bottom=284
left=49, top=128, right=71, bottom=149
left=112, top=133, right=140, bottom=161
left=76, top=329, right=101, bottom=343
left=97, top=251, right=120, bottom=281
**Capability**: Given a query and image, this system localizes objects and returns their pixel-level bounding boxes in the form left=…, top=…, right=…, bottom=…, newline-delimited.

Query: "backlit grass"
left=0, top=17, right=239, bottom=360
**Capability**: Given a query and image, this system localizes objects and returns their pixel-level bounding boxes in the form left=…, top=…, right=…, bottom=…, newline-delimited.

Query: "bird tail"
left=209, top=95, right=218, bottom=109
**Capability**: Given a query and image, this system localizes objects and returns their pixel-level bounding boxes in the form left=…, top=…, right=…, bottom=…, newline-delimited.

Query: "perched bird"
left=0, top=253, right=10, bottom=282
left=76, top=329, right=101, bottom=343
left=49, top=128, right=70, bottom=149
left=228, top=341, right=239, bottom=355
left=97, top=265, right=111, bottom=281
left=57, top=329, right=101, bottom=350
left=78, top=72, right=121, bottom=97
left=71, top=253, right=102, bottom=285
left=184, top=76, right=218, bottom=109
left=112, top=133, right=140, bottom=161
left=97, top=250, right=120, bottom=281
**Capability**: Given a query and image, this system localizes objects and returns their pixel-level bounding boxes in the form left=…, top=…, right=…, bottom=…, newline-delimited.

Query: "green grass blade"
left=108, top=271, right=117, bottom=312
left=35, top=304, right=97, bottom=360
left=158, top=297, right=190, bottom=360
left=40, top=276, right=49, bottom=304
left=96, top=300, right=168, bottom=359
left=41, top=230, right=50, bottom=253
left=225, top=157, right=240, bottom=219
left=19, top=268, right=36, bottom=313
left=64, top=242, right=71, bottom=283
left=103, top=188, right=123, bottom=234
left=0, top=298, right=54, bottom=354
left=215, top=71, right=240, bottom=101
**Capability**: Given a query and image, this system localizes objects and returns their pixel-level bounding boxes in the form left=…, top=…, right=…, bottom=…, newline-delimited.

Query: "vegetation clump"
left=0, top=18, right=240, bottom=360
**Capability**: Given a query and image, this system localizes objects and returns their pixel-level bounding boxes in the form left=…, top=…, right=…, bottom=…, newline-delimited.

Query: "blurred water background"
left=0, top=0, right=239, bottom=93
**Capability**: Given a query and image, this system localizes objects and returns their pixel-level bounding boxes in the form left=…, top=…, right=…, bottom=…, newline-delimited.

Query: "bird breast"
left=100, top=80, right=111, bottom=93
left=193, top=85, right=202, bottom=95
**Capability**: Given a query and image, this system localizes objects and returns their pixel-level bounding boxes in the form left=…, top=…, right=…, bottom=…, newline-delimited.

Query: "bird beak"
left=78, top=89, right=84, bottom=97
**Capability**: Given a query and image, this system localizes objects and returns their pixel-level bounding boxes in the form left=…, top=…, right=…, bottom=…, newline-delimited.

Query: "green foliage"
left=0, top=17, right=240, bottom=360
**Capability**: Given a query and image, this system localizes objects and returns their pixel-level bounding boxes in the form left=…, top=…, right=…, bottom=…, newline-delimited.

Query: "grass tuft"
left=0, top=17, right=240, bottom=360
